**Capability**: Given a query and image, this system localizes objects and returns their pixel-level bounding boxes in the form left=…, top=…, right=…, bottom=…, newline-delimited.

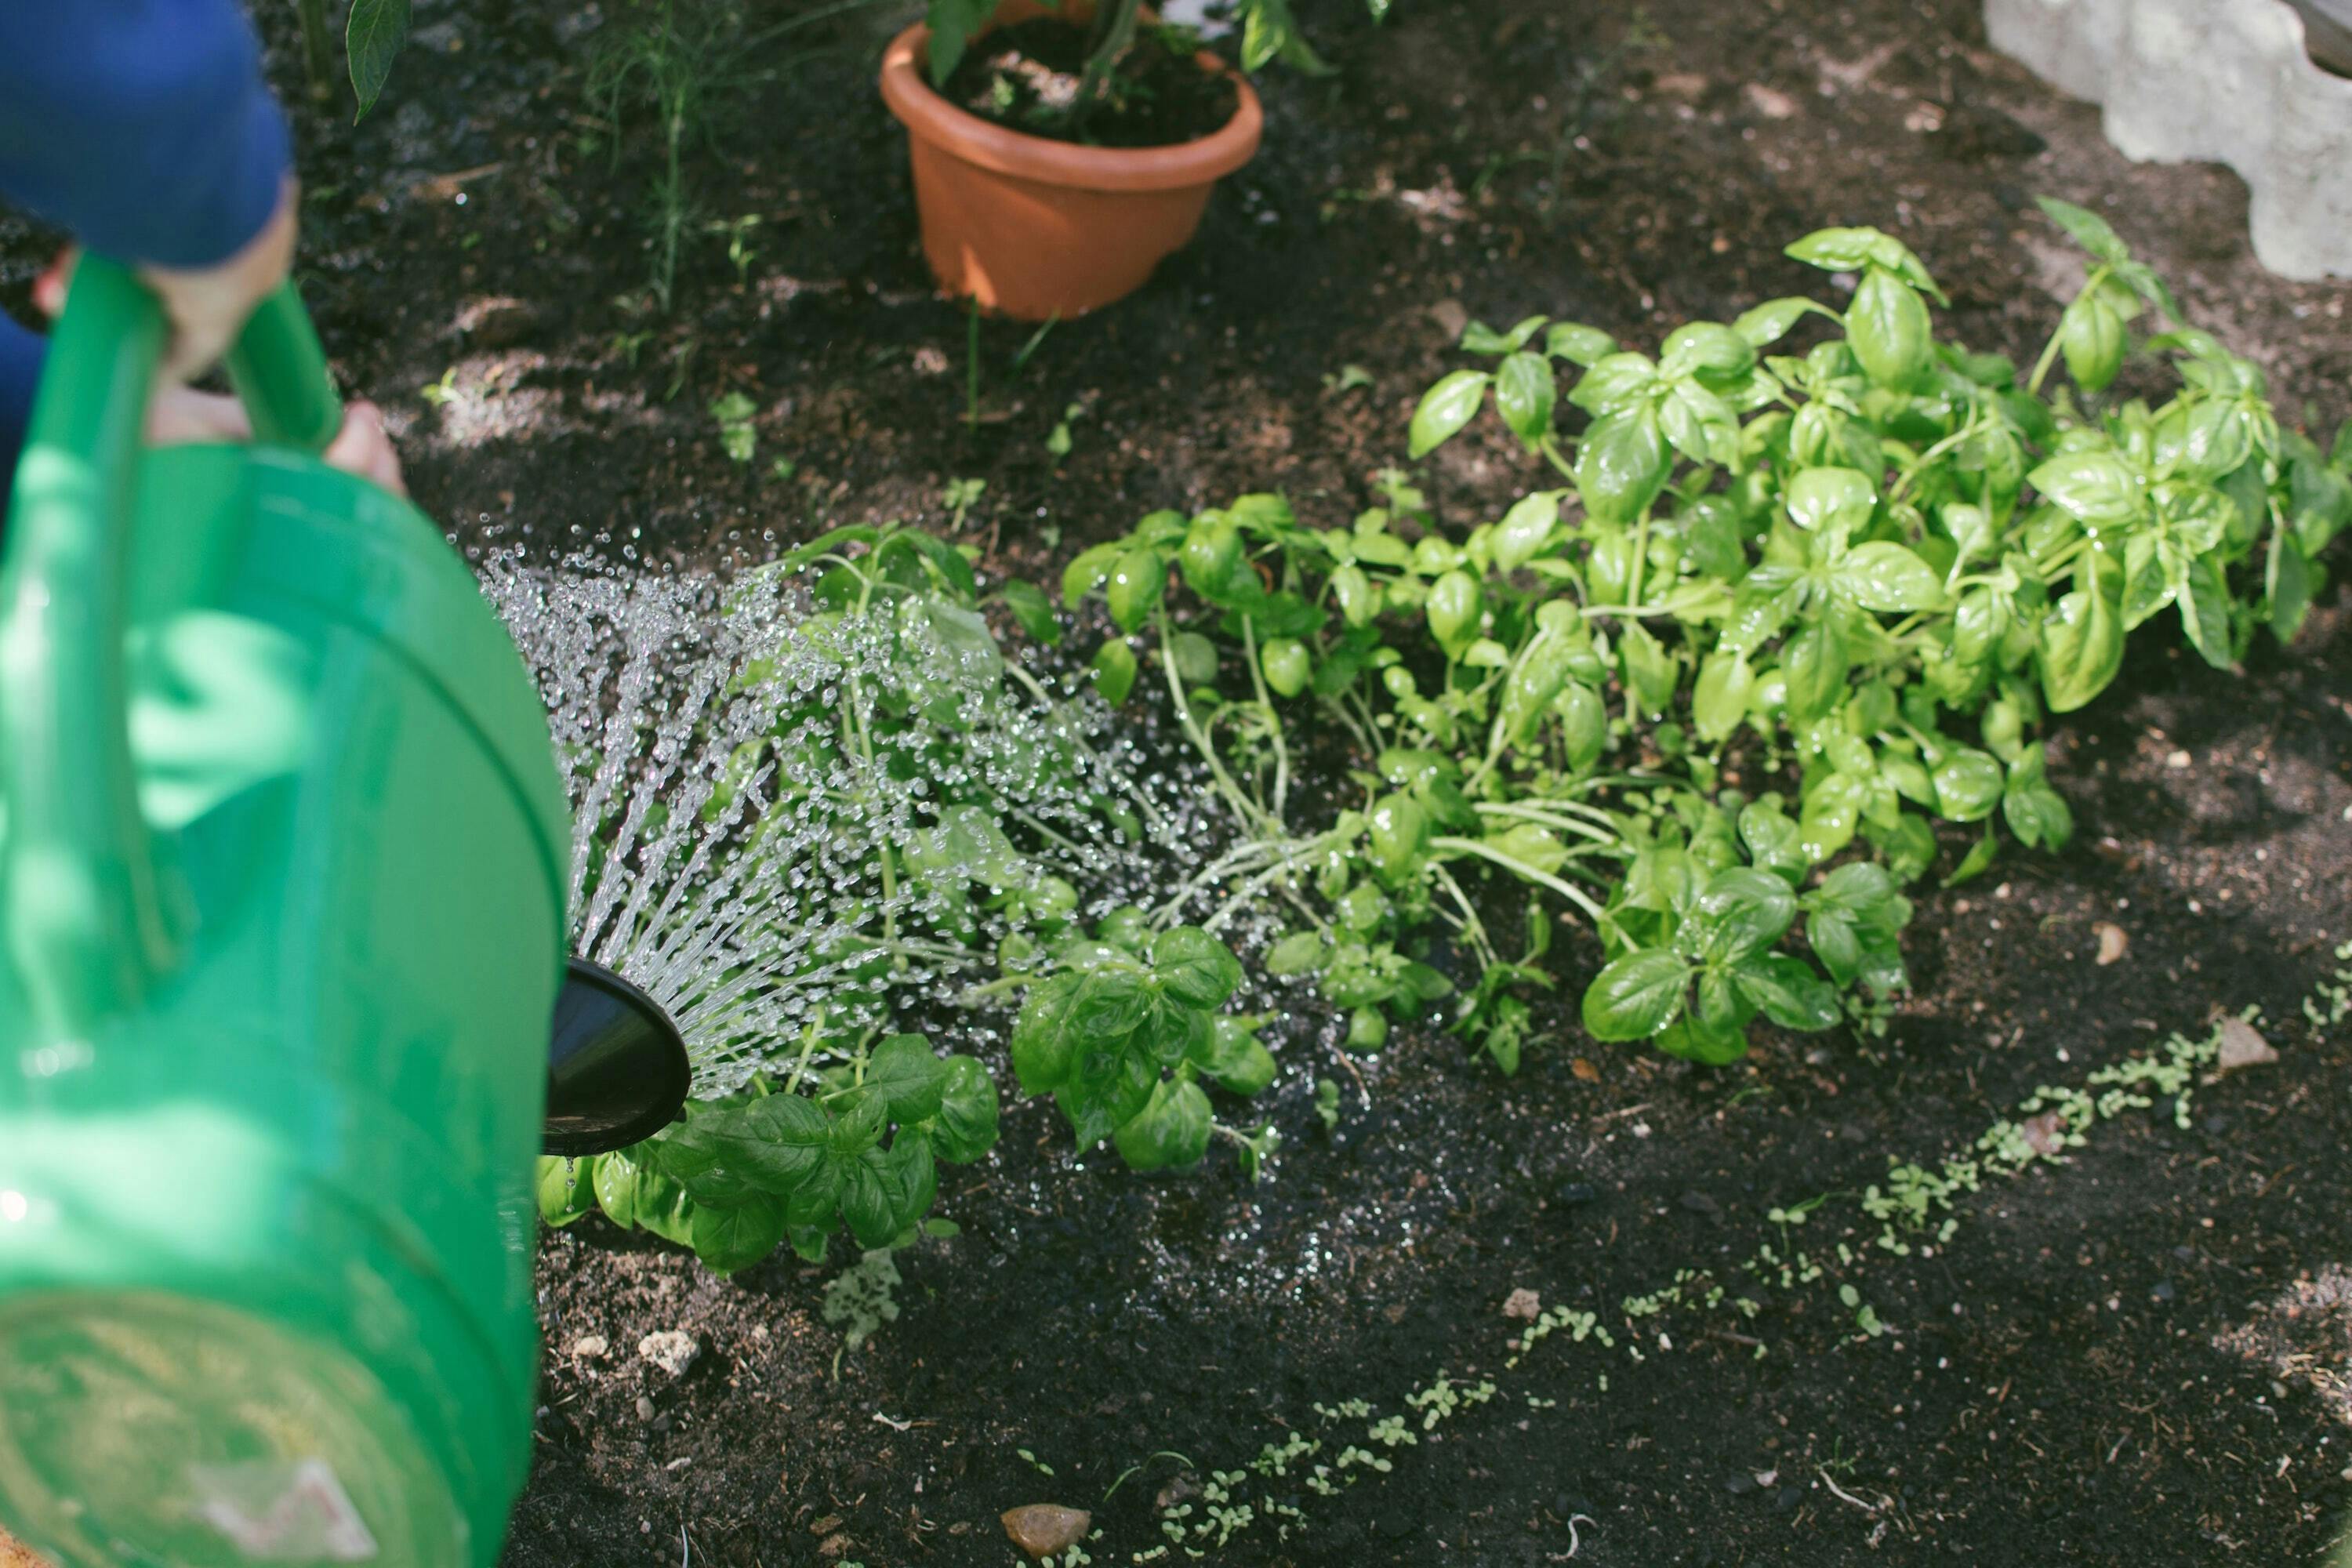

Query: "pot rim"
left=879, top=18, right=1264, bottom=194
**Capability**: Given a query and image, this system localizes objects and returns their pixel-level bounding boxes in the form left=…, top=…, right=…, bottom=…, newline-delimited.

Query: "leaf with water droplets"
left=864, top=1035, right=949, bottom=1124
left=840, top=1147, right=906, bottom=1249
left=1152, top=927, right=1243, bottom=1009
left=927, top=1055, right=1000, bottom=1163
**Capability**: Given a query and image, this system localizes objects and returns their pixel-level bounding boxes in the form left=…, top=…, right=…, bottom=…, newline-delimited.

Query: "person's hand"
left=320, top=401, right=405, bottom=496
left=140, top=177, right=299, bottom=383
left=34, top=180, right=299, bottom=383
left=144, top=385, right=407, bottom=497
left=47, top=257, right=410, bottom=498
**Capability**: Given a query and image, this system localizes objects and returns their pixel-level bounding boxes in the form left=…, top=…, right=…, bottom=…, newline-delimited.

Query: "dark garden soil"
left=8, top=1, right=2352, bottom=1563
left=940, top=18, right=1242, bottom=148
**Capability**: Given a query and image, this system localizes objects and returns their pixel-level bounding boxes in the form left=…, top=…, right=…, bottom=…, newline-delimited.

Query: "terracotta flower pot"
left=879, top=2, right=1263, bottom=320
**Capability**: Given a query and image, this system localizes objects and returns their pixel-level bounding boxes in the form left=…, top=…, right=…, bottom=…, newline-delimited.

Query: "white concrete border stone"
left=1984, top=0, right=2352, bottom=279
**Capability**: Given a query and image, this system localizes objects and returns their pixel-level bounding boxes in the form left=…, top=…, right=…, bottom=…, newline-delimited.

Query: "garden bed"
left=8, top=0, right=2351, bottom=1563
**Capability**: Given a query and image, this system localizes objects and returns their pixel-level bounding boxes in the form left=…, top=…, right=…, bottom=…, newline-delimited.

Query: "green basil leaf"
left=1662, top=381, right=1740, bottom=466
left=1461, top=314, right=1549, bottom=354
left=1738, top=799, right=1807, bottom=884
left=1798, top=771, right=1864, bottom=862
left=1660, top=321, right=1757, bottom=382
left=1731, top=296, right=1819, bottom=350
left=1066, top=967, right=1152, bottom=1044
left=1062, top=540, right=1121, bottom=608
left=1784, top=227, right=1884, bottom=274
left=1494, top=352, right=1557, bottom=448
left=2178, top=401, right=2254, bottom=482
left=1568, top=352, right=1660, bottom=414
left=887, top=1128, right=938, bottom=1230
left=688, top=1197, right=789, bottom=1276
left=1266, top=931, right=1330, bottom=976
left=2059, top=295, right=2126, bottom=394
left=1618, top=621, right=1678, bottom=717
left=1781, top=614, right=1849, bottom=720
left=537, top=1155, right=600, bottom=1227
left=930, top=1055, right=1001, bottom=1163
left=1556, top=681, right=1606, bottom=773
left=1492, top=491, right=1562, bottom=573
left=1581, top=949, right=1692, bottom=1041
left=1807, top=909, right=1864, bottom=987
left=1689, top=866, right=1798, bottom=964
left=2034, top=195, right=2130, bottom=263
left=1575, top=406, right=1671, bottom=526
left=2038, top=550, right=2125, bottom=713
left=1000, top=578, right=1062, bottom=644
left=2029, top=451, right=2144, bottom=527
left=1930, top=746, right=2005, bottom=822
left=1544, top=321, right=1617, bottom=365
left=1731, top=953, right=1842, bottom=1032
left=2266, top=528, right=2313, bottom=644
left=2002, top=750, right=2074, bottom=850
left=864, top=1034, right=949, bottom=1125
left=1201, top=1023, right=1278, bottom=1097
left=1409, top=371, right=1492, bottom=458
left=1152, top=927, right=1244, bottom=1008
left=1832, top=542, right=1947, bottom=612
left=1484, top=822, right=1569, bottom=878
left=1169, top=630, right=1221, bottom=688
left=1846, top=268, right=1932, bottom=390
left=1656, top=1010, right=1752, bottom=1065
left=1090, top=638, right=1139, bottom=705
left=1105, top=549, right=1167, bottom=633
left=347, top=0, right=412, bottom=120
left=1692, top=649, right=1755, bottom=742
left=840, top=1149, right=906, bottom=1248
left=1941, top=826, right=1999, bottom=888
left=1011, top=972, right=1082, bottom=1092
left=2176, top=548, right=2234, bottom=669
left=1785, top=466, right=1878, bottom=534
left=1112, top=1078, right=1214, bottom=1171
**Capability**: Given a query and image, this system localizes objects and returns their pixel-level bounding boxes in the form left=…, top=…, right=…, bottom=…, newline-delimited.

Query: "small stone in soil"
left=1726, top=1472, right=1758, bottom=1494
left=637, top=1330, right=699, bottom=1377
left=2093, top=921, right=2129, bottom=965
left=569, top=1334, right=608, bottom=1360
left=2216, top=1017, right=2278, bottom=1071
left=1776, top=1485, right=1804, bottom=1511
left=1503, top=1287, right=1543, bottom=1320
left=1001, top=1504, right=1090, bottom=1559
left=1555, top=1181, right=1599, bottom=1206
left=2154, top=1280, right=2177, bottom=1301
left=634, top=1396, right=655, bottom=1421
left=1680, top=1191, right=1721, bottom=1216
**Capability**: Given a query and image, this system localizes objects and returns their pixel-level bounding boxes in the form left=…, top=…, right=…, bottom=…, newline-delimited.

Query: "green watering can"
left=0, top=260, right=691, bottom=1566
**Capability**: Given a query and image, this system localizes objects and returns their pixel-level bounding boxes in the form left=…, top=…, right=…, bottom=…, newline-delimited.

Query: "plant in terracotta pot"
left=880, top=0, right=1381, bottom=319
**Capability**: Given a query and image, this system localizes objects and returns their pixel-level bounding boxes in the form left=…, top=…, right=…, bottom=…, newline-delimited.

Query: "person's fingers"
left=33, top=249, right=75, bottom=319
left=144, top=386, right=252, bottom=445
left=325, top=401, right=408, bottom=498
left=140, top=177, right=299, bottom=383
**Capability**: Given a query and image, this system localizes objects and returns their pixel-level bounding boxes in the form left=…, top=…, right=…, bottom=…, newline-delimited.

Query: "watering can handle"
left=0, top=259, right=344, bottom=1039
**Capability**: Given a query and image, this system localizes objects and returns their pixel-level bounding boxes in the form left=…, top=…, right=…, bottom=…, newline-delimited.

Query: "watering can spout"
left=544, top=957, right=691, bottom=1156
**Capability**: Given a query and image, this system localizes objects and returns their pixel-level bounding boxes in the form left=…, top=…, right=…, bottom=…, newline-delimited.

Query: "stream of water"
left=484, top=551, right=1218, bottom=1094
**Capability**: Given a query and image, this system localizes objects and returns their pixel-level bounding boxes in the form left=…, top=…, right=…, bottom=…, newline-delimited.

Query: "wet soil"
left=5, top=0, right=2352, bottom=1563
left=941, top=18, right=1242, bottom=148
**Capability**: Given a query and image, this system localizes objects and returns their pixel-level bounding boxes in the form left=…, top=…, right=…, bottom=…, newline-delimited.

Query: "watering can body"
left=0, top=264, right=569, bottom=1565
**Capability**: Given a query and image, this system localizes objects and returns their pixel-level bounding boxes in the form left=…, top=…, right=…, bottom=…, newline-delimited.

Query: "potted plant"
left=880, top=0, right=1372, bottom=319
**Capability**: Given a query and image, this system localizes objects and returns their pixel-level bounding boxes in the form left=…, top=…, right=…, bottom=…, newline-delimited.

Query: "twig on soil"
left=1329, top=1037, right=1372, bottom=1107
left=1817, top=1468, right=1885, bottom=1514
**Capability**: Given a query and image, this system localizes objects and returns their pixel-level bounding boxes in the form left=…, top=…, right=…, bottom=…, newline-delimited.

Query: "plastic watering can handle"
left=0, top=259, right=344, bottom=1040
